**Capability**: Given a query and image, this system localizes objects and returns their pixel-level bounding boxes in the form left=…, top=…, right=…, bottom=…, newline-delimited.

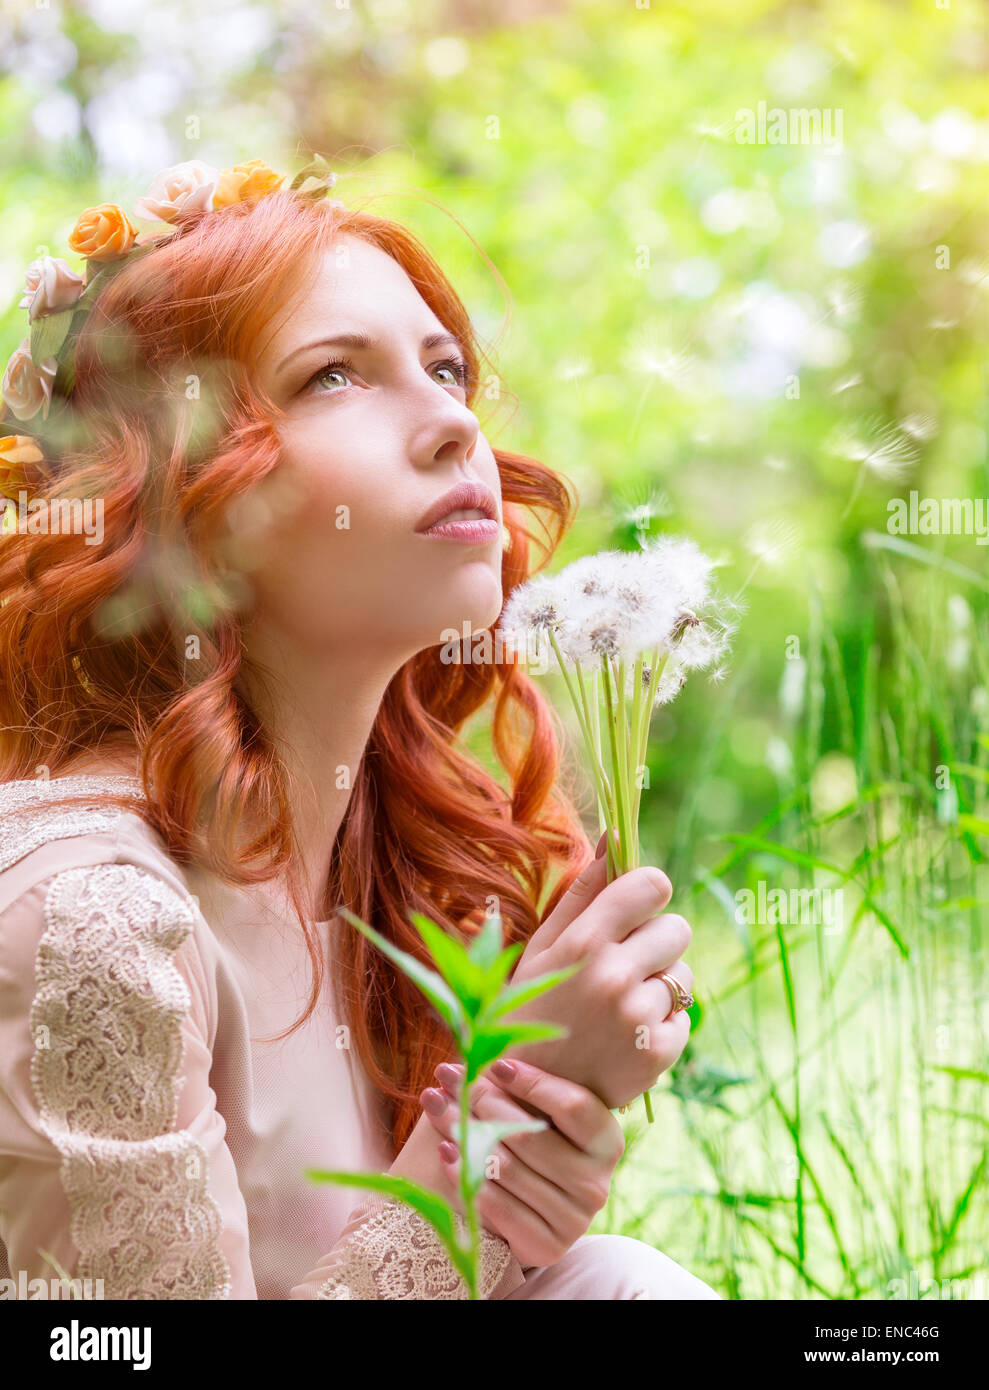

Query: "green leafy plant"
left=307, top=904, right=584, bottom=1299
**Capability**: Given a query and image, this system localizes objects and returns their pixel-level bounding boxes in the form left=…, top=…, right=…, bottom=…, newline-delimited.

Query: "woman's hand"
left=419, top=1056, right=624, bottom=1270
left=503, top=833, right=694, bottom=1110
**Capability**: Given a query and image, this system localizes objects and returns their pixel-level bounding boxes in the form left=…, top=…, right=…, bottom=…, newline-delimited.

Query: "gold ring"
left=656, top=968, right=694, bottom=1018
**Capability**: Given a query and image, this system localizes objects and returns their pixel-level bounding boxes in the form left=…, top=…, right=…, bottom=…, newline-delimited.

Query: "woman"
left=0, top=157, right=718, bottom=1300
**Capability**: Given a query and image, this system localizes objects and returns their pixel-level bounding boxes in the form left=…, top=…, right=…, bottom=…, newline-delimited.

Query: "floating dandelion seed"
left=624, top=328, right=696, bottom=445
left=900, top=412, right=938, bottom=441
left=689, top=118, right=739, bottom=142
left=957, top=257, right=989, bottom=290
left=830, top=373, right=863, bottom=396
left=829, top=416, right=922, bottom=519
left=627, top=344, right=695, bottom=389
left=828, top=416, right=920, bottom=480
left=558, top=356, right=593, bottom=384
left=612, top=484, right=673, bottom=535
left=823, top=280, right=863, bottom=324
left=742, top=516, right=801, bottom=578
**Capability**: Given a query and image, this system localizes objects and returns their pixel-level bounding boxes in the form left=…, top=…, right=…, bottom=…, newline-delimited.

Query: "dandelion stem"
left=547, top=632, right=619, bottom=866
left=615, top=654, right=634, bottom=867
left=600, top=655, right=631, bottom=879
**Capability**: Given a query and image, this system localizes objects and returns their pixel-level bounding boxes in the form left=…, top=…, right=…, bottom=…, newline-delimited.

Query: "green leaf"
left=467, top=911, right=504, bottom=968
left=461, top=1118, right=547, bottom=1198
left=932, top=1065, right=989, bottom=1084
left=484, top=959, right=585, bottom=1019
left=30, top=309, right=75, bottom=366
left=861, top=530, right=989, bottom=594
left=478, top=942, right=524, bottom=1002
left=407, top=909, right=487, bottom=1014
left=950, top=763, right=989, bottom=786
left=336, top=906, right=465, bottom=1037
left=467, top=1021, right=567, bottom=1075
left=305, top=1170, right=473, bottom=1287
left=958, top=814, right=989, bottom=837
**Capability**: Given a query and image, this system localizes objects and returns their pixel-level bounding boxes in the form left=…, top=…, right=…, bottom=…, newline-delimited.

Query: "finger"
left=622, top=992, right=692, bottom=1063
left=520, top=834, right=614, bottom=955
left=620, top=913, right=693, bottom=984
left=438, top=1069, right=607, bottom=1197
left=439, top=1057, right=622, bottom=1163
left=436, top=1145, right=564, bottom=1267
left=419, top=1086, right=461, bottom=1142
left=440, top=1136, right=585, bottom=1241
left=421, top=1075, right=559, bottom=1156
left=648, top=961, right=694, bottom=1019
left=576, top=866, right=676, bottom=947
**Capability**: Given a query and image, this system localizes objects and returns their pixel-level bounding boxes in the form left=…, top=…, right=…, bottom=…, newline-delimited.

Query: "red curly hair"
left=0, top=179, right=592, bottom=1154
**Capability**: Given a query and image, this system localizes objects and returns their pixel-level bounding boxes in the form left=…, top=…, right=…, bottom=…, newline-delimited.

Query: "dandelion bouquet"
left=498, top=535, right=739, bottom=1120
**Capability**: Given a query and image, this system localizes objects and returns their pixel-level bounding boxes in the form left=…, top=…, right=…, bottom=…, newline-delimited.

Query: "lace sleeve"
left=294, top=1192, right=527, bottom=1300
left=1, top=854, right=526, bottom=1301
left=7, top=862, right=241, bottom=1298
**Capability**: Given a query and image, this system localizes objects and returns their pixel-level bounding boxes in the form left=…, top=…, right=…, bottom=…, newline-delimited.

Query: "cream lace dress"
left=0, top=774, right=722, bottom=1301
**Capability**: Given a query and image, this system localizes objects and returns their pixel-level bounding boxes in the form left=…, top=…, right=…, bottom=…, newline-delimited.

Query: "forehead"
left=263, top=237, right=443, bottom=355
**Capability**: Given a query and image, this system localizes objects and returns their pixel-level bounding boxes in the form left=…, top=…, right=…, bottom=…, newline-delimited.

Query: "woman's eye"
left=309, top=360, right=354, bottom=393
left=433, top=360, right=470, bottom=388
left=305, top=356, right=470, bottom=395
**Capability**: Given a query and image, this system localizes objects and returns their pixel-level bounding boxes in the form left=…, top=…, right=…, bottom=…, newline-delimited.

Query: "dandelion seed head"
left=497, top=573, right=570, bottom=670
left=639, top=534, right=719, bottom=612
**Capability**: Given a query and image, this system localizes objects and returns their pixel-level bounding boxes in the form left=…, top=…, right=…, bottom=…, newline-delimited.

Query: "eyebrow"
left=276, top=330, right=466, bottom=379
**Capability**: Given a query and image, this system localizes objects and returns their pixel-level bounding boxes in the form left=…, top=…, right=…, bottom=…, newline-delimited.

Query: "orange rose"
left=212, top=159, right=283, bottom=209
left=0, top=434, right=44, bottom=499
left=68, top=203, right=138, bottom=262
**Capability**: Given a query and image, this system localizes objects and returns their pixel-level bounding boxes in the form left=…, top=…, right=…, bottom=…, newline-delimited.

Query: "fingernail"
left=421, top=1087, right=447, bottom=1116
left=438, top=1140, right=457, bottom=1163
left=595, top=829, right=618, bottom=858
left=492, top=1059, right=516, bottom=1081
left=435, top=1062, right=463, bottom=1087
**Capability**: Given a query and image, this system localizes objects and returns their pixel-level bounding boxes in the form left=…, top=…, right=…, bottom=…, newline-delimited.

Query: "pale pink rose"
left=19, top=256, right=85, bottom=322
left=1, top=339, right=58, bottom=422
left=133, top=160, right=220, bottom=223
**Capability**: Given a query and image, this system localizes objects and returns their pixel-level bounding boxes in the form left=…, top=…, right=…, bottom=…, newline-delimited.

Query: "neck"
left=240, top=623, right=404, bottom=913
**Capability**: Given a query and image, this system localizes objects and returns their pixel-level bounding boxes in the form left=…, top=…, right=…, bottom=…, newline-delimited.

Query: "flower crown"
left=0, top=154, right=339, bottom=507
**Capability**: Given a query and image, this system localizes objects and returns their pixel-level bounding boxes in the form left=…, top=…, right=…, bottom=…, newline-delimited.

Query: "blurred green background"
left=2, top=0, right=987, bottom=1300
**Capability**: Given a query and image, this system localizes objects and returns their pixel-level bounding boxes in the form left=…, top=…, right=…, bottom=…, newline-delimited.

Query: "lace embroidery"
left=0, top=775, right=146, bottom=874
left=316, top=1199, right=514, bottom=1300
left=29, top=861, right=231, bottom=1299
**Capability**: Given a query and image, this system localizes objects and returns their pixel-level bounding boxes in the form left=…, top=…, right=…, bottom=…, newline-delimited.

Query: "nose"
left=408, top=384, right=480, bottom=473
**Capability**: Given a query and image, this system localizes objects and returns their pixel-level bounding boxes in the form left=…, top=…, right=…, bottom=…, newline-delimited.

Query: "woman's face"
left=233, top=236, right=504, bottom=664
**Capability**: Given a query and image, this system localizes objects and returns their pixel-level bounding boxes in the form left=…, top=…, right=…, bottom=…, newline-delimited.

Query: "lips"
left=415, top=480, right=499, bottom=533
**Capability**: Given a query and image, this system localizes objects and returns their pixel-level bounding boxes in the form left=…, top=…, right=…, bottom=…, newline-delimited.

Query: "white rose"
left=19, top=256, right=85, bottom=322
left=133, top=160, right=220, bottom=223
left=1, top=339, right=58, bottom=421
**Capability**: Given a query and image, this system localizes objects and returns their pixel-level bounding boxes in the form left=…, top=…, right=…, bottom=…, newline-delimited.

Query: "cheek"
left=277, top=421, right=397, bottom=535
